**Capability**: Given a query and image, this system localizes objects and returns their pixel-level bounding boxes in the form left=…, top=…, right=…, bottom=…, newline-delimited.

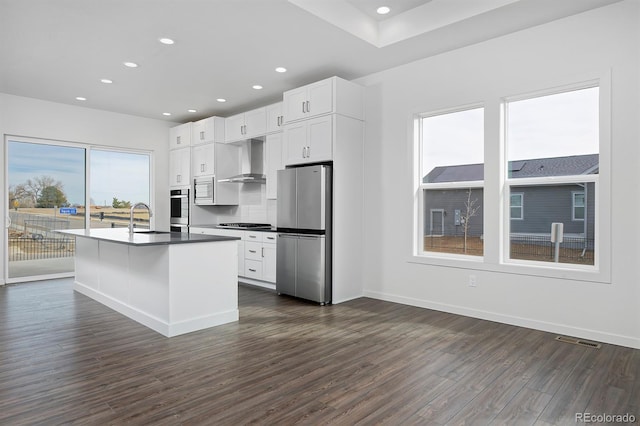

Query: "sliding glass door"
left=6, top=138, right=86, bottom=281
left=4, top=138, right=152, bottom=283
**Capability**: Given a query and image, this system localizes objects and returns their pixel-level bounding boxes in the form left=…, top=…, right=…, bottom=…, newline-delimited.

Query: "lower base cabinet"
left=190, top=227, right=276, bottom=284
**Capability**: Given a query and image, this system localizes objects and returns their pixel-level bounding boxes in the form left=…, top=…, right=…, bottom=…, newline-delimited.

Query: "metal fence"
left=510, top=234, right=594, bottom=264
left=8, top=211, right=76, bottom=261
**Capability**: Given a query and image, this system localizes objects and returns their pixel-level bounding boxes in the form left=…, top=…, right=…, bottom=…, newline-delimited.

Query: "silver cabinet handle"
left=177, top=136, right=181, bottom=145
left=302, top=101, right=306, bottom=113
left=249, top=268, right=256, bottom=272
left=200, top=131, right=204, bottom=140
left=302, top=147, right=305, bottom=158
left=262, top=247, right=264, bottom=257
left=307, top=146, right=310, bottom=157
left=249, top=250, right=257, bottom=254
left=306, top=100, right=310, bottom=113
left=177, top=174, right=181, bottom=183
left=249, top=235, right=256, bottom=239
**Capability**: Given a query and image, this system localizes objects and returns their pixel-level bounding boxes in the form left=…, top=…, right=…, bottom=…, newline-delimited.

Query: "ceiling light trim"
left=288, top=0, right=522, bottom=48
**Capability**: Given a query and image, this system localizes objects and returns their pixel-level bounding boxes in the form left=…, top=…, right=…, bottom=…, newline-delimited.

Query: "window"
left=505, top=86, right=598, bottom=266
left=572, top=192, right=585, bottom=221
left=510, top=193, right=523, bottom=220
left=418, top=107, right=484, bottom=257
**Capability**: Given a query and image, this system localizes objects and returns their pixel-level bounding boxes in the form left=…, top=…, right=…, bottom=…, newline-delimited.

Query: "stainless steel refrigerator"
left=276, top=164, right=332, bottom=304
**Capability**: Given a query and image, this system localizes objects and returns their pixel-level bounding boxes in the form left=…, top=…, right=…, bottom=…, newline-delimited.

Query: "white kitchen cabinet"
left=169, top=123, right=192, bottom=150
left=262, top=235, right=277, bottom=283
left=283, top=76, right=363, bottom=123
left=191, top=143, right=215, bottom=178
left=266, top=102, right=284, bottom=133
left=266, top=133, right=283, bottom=199
left=284, top=115, right=332, bottom=166
left=192, top=116, right=224, bottom=145
left=224, top=107, right=267, bottom=143
left=169, top=147, right=191, bottom=187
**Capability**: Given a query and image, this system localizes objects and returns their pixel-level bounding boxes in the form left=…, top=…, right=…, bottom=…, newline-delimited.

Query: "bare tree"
left=461, top=188, right=480, bottom=253
left=23, top=176, right=64, bottom=206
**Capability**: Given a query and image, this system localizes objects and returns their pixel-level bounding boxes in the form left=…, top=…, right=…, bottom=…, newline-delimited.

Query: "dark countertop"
left=59, top=229, right=240, bottom=246
left=190, top=224, right=277, bottom=232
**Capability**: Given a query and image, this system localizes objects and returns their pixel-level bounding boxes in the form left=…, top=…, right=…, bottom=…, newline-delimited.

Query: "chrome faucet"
left=129, top=202, right=153, bottom=234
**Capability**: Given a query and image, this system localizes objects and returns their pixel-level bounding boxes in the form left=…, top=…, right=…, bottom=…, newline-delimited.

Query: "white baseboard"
left=74, top=281, right=238, bottom=338
left=363, top=289, right=640, bottom=349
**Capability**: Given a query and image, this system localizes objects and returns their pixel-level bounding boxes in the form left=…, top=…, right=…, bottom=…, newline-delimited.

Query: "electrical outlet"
left=468, top=275, right=477, bottom=287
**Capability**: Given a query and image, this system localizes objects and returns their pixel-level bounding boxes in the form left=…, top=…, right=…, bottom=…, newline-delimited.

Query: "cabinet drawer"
left=244, top=260, right=263, bottom=279
left=243, top=232, right=264, bottom=242
left=262, top=233, right=277, bottom=243
left=245, top=242, right=262, bottom=260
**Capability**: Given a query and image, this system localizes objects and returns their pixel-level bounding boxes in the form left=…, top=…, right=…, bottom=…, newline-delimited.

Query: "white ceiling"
left=0, top=0, right=621, bottom=123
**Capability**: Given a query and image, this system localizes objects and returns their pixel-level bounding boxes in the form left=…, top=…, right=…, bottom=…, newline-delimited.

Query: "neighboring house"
left=423, top=154, right=598, bottom=243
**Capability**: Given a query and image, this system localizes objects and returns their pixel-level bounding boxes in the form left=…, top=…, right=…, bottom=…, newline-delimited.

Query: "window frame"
left=415, top=104, right=485, bottom=260
left=572, top=191, right=586, bottom=221
left=411, top=72, right=611, bottom=284
left=510, top=193, right=524, bottom=220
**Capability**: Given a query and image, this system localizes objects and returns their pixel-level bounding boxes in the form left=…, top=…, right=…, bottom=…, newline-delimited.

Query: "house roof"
left=424, top=154, right=599, bottom=183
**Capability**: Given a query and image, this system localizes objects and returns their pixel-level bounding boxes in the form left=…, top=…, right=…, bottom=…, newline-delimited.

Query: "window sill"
left=409, top=253, right=610, bottom=284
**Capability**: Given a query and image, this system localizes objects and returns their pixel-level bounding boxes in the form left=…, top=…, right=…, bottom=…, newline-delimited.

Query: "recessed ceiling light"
left=123, top=62, right=138, bottom=68
left=216, top=98, right=227, bottom=103
left=252, top=85, right=263, bottom=90
left=162, top=112, right=172, bottom=116
left=188, top=109, right=197, bottom=113
left=100, top=79, right=113, bottom=84
left=75, top=96, right=87, bottom=101
left=159, top=37, right=175, bottom=45
left=275, top=67, right=287, bottom=73
left=377, top=6, right=391, bottom=15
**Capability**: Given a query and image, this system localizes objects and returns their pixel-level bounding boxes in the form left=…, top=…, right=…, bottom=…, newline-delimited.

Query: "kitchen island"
left=60, top=229, right=240, bottom=337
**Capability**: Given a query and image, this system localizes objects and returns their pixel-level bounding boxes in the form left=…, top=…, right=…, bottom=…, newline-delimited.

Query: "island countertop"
left=59, top=228, right=240, bottom=246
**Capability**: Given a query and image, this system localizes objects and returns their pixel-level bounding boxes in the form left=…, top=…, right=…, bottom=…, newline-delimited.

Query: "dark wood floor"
left=0, top=279, right=637, bottom=425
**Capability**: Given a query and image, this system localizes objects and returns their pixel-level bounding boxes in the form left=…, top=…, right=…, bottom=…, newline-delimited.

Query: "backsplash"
left=191, top=183, right=277, bottom=226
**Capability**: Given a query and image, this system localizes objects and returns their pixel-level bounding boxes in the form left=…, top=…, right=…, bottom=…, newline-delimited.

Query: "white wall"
left=0, top=93, right=175, bottom=282
left=356, top=0, right=640, bottom=348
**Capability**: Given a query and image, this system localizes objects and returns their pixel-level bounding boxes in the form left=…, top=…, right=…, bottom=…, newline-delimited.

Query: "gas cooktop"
left=217, top=223, right=272, bottom=229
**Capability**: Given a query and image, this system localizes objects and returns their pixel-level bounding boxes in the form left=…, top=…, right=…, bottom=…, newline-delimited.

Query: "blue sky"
left=8, top=142, right=149, bottom=206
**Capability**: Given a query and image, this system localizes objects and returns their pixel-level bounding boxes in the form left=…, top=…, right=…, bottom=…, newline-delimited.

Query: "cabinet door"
left=284, top=121, right=308, bottom=165
left=192, top=143, right=215, bottom=177
left=193, top=116, right=224, bottom=144
left=225, top=113, right=245, bottom=143
left=262, top=242, right=276, bottom=283
left=169, top=148, right=190, bottom=187
left=169, top=123, right=192, bottom=150
left=266, top=133, right=282, bottom=199
left=266, top=102, right=283, bottom=133
left=306, top=79, right=333, bottom=118
left=283, top=86, right=308, bottom=123
left=244, top=107, right=267, bottom=139
left=307, top=115, right=332, bottom=163
left=244, top=241, right=262, bottom=261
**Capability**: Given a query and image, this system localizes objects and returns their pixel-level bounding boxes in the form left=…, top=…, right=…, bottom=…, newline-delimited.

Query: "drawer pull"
left=249, top=268, right=256, bottom=272
left=249, top=250, right=257, bottom=254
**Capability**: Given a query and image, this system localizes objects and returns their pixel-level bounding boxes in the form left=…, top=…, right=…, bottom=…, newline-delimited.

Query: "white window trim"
left=510, top=193, right=523, bottom=220
left=411, top=71, right=611, bottom=285
left=572, top=190, right=586, bottom=221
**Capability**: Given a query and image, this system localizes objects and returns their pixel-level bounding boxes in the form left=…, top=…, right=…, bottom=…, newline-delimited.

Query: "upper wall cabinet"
left=225, top=107, right=267, bottom=143
left=192, top=116, right=225, bottom=145
left=266, top=102, right=284, bottom=134
left=169, top=122, right=193, bottom=150
left=283, top=76, right=364, bottom=124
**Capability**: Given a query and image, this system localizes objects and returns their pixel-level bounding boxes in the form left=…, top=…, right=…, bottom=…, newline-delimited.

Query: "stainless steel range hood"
left=218, top=138, right=266, bottom=184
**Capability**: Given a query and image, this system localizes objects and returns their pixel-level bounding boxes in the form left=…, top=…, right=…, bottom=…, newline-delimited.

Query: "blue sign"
left=59, top=207, right=77, bottom=215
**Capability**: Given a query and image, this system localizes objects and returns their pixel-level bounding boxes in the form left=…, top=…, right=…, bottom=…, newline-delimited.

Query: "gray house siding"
left=423, top=188, right=484, bottom=237
left=510, top=183, right=595, bottom=239
left=423, top=183, right=594, bottom=240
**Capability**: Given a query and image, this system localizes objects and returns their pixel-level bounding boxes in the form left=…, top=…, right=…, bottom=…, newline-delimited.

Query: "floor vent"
left=555, top=335, right=602, bottom=349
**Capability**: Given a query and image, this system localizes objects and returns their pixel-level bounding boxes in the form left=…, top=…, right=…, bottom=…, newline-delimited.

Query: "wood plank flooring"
left=0, top=279, right=638, bottom=425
